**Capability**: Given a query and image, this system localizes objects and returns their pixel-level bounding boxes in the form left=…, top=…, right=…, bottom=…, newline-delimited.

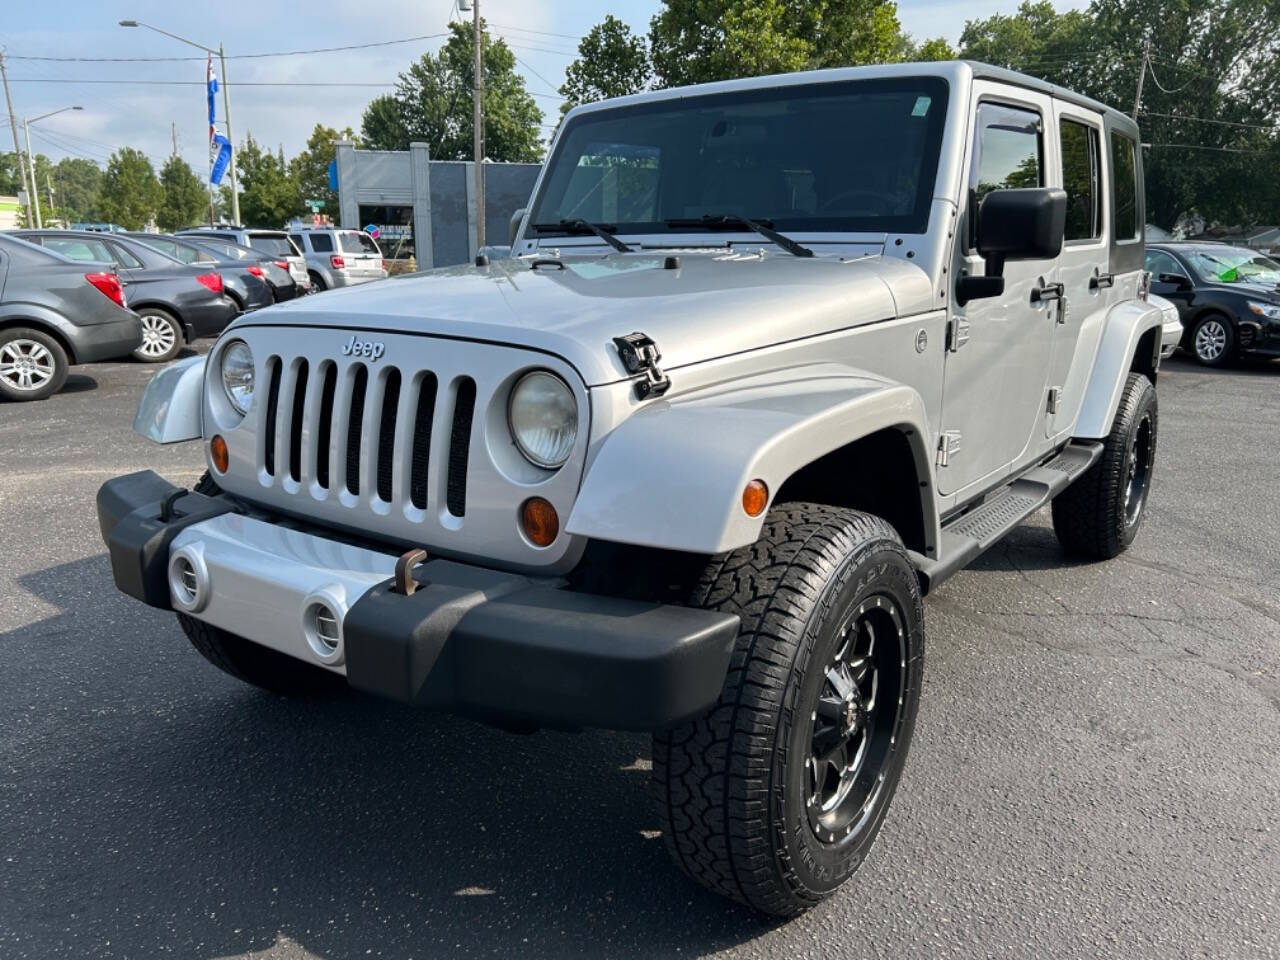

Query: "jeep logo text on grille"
left=341, top=335, right=385, bottom=361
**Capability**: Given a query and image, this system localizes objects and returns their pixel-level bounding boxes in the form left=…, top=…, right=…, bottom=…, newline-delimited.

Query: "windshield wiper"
left=531, top=219, right=632, bottom=253
left=664, top=214, right=814, bottom=258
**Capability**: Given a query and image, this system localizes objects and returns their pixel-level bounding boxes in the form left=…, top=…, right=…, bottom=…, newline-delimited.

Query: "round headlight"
left=508, top=371, right=578, bottom=469
left=221, top=340, right=255, bottom=416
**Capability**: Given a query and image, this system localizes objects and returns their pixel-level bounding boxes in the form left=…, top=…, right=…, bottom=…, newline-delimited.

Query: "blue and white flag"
left=210, top=134, right=232, bottom=186
left=207, top=54, right=219, bottom=136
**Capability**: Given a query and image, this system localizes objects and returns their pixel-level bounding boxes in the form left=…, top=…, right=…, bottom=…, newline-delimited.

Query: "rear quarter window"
left=339, top=232, right=381, bottom=254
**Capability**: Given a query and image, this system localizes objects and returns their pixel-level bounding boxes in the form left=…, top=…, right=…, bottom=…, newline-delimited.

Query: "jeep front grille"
left=261, top=359, right=475, bottom=517
left=208, top=327, right=588, bottom=571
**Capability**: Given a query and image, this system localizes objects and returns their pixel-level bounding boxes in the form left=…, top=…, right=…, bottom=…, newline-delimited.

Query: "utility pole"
left=22, top=118, right=41, bottom=228
left=0, top=53, right=31, bottom=226
left=1132, top=36, right=1151, bottom=121
left=472, top=0, right=486, bottom=254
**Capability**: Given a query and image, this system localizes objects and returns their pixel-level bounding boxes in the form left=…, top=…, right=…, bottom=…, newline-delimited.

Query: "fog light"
left=210, top=434, right=229, bottom=473
left=742, top=479, right=769, bottom=517
left=520, top=497, right=559, bottom=547
left=303, top=599, right=344, bottom=664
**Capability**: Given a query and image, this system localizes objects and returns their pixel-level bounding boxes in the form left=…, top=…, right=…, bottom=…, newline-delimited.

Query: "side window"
left=289, top=234, right=306, bottom=252
left=309, top=233, right=334, bottom=253
left=108, top=243, right=144, bottom=269
left=1144, top=250, right=1181, bottom=279
left=1060, top=118, right=1102, bottom=242
left=969, top=103, right=1043, bottom=249
left=1110, top=133, right=1139, bottom=241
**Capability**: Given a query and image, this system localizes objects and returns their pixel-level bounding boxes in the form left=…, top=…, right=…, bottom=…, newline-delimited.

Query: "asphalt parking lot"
left=1, top=348, right=1277, bottom=960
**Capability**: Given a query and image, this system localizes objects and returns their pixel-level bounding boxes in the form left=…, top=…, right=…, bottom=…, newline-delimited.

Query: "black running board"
left=909, top=440, right=1104, bottom=594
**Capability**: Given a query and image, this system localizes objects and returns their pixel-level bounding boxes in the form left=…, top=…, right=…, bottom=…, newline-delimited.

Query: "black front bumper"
left=97, top=471, right=740, bottom=731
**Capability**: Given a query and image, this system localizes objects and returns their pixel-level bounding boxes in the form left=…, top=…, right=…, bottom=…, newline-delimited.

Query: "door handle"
left=1030, top=282, right=1064, bottom=304
left=1090, top=272, right=1115, bottom=290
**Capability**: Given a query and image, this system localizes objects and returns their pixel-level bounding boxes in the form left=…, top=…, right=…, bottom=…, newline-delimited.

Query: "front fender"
left=1074, top=298, right=1164, bottom=439
left=567, top=364, right=935, bottom=555
left=133, top=355, right=206, bottom=443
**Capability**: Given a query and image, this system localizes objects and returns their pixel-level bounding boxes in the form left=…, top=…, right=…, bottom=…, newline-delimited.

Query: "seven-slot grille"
left=258, top=355, right=475, bottom=517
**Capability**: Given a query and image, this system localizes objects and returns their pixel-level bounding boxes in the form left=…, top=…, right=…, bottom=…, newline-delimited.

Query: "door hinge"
left=612, top=332, right=671, bottom=400
left=936, top=430, right=962, bottom=468
left=947, top=318, right=971, bottom=352
left=1056, top=296, right=1068, bottom=325
left=1047, top=387, right=1061, bottom=414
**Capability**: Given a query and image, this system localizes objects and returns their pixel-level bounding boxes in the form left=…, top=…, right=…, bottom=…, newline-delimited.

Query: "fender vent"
left=446, top=377, right=475, bottom=517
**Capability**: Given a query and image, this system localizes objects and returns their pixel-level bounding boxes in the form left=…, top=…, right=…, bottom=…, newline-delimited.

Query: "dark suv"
left=1146, top=243, right=1280, bottom=366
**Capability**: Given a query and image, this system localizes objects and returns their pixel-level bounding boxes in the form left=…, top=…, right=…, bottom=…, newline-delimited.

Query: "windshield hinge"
left=936, top=430, right=962, bottom=468
left=612, top=332, right=671, bottom=400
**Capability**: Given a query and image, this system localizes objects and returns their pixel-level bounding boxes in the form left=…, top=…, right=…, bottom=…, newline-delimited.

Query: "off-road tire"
left=1052, top=372, right=1158, bottom=559
left=0, top=326, right=68, bottom=402
left=653, top=503, right=925, bottom=916
left=181, top=471, right=345, bottom=696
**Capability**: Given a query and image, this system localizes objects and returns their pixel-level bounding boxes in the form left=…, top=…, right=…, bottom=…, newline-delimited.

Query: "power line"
left=511, top=54, right=561, bottom=96
left=3, top=33, right=450, bottom=63
left=490, top=23, right=584, bottom=42
left=1141, top=111, right=1280, bottom=133
left=8, top=78, right=395, bottom=87
left=1145, top=142, right=1270, bottom=154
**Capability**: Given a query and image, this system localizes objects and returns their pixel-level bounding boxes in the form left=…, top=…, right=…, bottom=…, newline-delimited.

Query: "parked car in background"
left=124, top=234, right=273, bottom=315
left=177, top=228, right=310, bottom=295
left=16, top=230, right=238, bottom=364
left=1146, top=243, right=1280, bottom=366
left=174, top=235, right=297, bottom=303
left=1148, top=293, right=1184, bottom=359
left=0, top=233, right=139, bottom=402
left=287, top=227, right=387, bottom=290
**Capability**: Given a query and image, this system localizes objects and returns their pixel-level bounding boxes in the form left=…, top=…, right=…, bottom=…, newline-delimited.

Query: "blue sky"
left=0, top=1, right=1086, bottom=176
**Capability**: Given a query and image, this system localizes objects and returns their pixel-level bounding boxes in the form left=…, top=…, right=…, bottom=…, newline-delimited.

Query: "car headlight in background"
left=221, top=340, right=255, bottom=415
left=1246, top=301, right=1280, bottom=321
left=508, top=371, right=577, bottom=469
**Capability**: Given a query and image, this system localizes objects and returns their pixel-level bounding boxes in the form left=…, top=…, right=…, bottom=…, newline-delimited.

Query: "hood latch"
left=612, top=332, right=671, bottom=400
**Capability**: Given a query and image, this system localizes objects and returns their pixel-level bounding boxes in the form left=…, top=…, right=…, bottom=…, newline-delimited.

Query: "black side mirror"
left=509, top=207, right=528, bottom=247
left=957, top=187, right=1068, bottom=305
left=1157, top=272, right=1192, bottom=290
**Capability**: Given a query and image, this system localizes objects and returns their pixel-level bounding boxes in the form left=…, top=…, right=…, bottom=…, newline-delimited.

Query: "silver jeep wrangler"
left=98, top=62, right=1162, bottom=916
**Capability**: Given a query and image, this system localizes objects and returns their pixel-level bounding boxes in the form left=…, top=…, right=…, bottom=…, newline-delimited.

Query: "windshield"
left=339, top=231, right=381, bottom=254
left=530, top=77, right=949, bottom=238
left=248, top=233, right=301, bottom=257
left=1185, top=247, right=1280, bottom=285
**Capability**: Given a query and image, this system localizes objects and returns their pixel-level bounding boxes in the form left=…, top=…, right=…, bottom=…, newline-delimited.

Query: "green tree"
left=234, top=133, right=302, bottom=227
left=98, top=148, right=162, bottom=229
left=51, top=157, right=102, bottom=222
left=289, top=124, right=357, bottom=217
left=560, top=15, right=652, bottom=113
left=360, top=95, right=408, bottom=150
left=647, top=0, right=943, bottom=87
left=359, top=20, right=543, bottom=161
left=157, top=155, right=207, bottom=231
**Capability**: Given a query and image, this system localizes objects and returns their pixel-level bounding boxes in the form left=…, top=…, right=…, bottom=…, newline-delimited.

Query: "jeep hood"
left=237, top=251, right=935, bottom=386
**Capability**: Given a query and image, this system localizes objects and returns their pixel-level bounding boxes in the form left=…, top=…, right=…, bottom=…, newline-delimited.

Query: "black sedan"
left=122, top=233, right=273, bottom=315
left=0, top=233, right=140, bottom=402
left=178, top=235, right=298, bottom=303
left=1146, top=243, right=1280, bottom=366
left=15, top=230, right=238, bottom=364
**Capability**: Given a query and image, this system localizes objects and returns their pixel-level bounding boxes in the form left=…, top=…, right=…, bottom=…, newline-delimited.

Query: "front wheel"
left=653, top=504, right=924, bottom=916
left=1190, top=313, right=1234, bottom=366
left=1052, top=372, right=1158, bottom=559
left=133, top=309, right=183, bottom=363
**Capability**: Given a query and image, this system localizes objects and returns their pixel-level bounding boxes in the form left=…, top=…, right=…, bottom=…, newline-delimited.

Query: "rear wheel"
left=308, top=270, right=326, bottom=292
left=133, top=308, right=183, bottom=363
left=0, top=327, right=68, bottom=402
left=1052, top=372, right=1158, bottom=559
left=653, top=504, right=924, bottom=916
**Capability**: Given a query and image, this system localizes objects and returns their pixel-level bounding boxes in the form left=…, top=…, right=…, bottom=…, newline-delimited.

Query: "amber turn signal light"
left=520, top=497, right=559, bottom=547
left=742, top=479, right=769, bottom=517
left=210, top=434, right=229, bottom=474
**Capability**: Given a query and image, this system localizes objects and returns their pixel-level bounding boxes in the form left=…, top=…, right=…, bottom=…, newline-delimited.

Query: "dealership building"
left=333, top=142, right=540, bottom=266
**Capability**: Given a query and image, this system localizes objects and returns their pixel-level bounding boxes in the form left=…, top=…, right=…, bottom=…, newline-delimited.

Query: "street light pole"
left=118, top=20, right=240, bottom=225
left=22, top=106, right=83, bottom=228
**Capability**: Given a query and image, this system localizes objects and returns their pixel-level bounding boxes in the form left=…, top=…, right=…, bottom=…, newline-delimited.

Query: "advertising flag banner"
left=210, top=135, right=232, bottom=186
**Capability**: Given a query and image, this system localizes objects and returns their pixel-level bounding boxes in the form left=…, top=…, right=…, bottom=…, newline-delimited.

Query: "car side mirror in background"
left=1157, top=272, right=1192, bottom=290
left=957, top=187, right=1068, bottom=305
left=509, top=207, right=528, bottom=247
